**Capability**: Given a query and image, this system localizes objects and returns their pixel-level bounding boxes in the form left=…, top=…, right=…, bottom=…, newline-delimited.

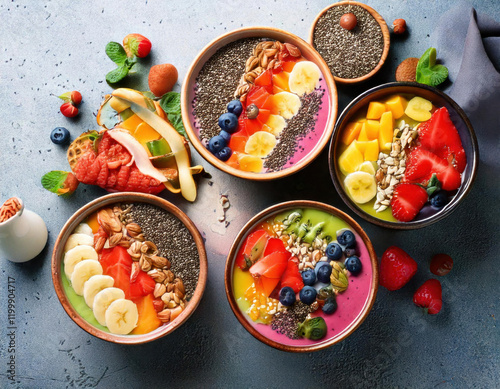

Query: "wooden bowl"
left=309, top=1, right=390, bottom=84
left=52, top=193, right=208, bottom=344
left=225, top=200, right=378, bottom=352
left=181, top=26, right=338, bottom=180
left=329, top=82, right=479, bottom=229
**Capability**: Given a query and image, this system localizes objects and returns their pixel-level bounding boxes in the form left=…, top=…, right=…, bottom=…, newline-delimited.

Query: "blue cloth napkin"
left=433, top=4, right=500, bottom=168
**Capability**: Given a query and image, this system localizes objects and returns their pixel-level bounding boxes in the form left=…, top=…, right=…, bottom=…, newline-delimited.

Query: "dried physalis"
left=0, top=198, right=22, bottom=223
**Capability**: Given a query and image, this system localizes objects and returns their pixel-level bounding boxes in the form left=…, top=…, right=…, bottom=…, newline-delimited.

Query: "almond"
left=148, top=63, right=178, bottom=97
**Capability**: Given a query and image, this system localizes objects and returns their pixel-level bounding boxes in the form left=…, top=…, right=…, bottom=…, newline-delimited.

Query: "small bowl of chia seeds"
left=181, top=27, right=338, bottom=180
left=310, top=1, right=390, bottom=83
left=52, top=192, right=208, bottom=344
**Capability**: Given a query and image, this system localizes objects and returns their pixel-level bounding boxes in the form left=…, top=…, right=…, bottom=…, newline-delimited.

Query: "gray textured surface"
left=1, top=0, right=499, bottom=388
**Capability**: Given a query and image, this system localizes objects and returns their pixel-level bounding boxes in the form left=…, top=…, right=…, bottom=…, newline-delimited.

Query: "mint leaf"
left=167, top=113, right=187, bottom=138
left=426, top=173, right=441, bottom=197
left=41, top=171, right=68, bottom=195
left=416, top=48, right=449, bottom=87
left=105, top=42, right=127, bottom=65
left=106, top=64, right=129, bottom=84
left=160, top=92, right=181, bottom=115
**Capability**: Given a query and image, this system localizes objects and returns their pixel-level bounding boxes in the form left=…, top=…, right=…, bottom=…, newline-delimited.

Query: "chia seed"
left=126, top=203, right=200, bottom=300
left=264, top=88, right=324, bottom=172
left=270, top=301, right=312, bottom=339
left=312, top=4, right=384, bottom=79
left=193, top=38, right=263, bottom=141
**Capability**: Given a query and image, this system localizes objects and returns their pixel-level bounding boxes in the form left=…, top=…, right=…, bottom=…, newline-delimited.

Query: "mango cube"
left=357, top=123, right=369, bottom=141
left=366, top=101, right=386, bottom=120
left=385, top=95, right=408, bottom=119
left=365, top=120, right=380, bottom=140
left=338, top=141, right=364, bottom=176
left=120, top=114, right=143, bottom=131
left=341, top=122, right=363, bottom=145
left=379, top=111, right=394, bottom=152
left=356, top=140, right=379, bottom=161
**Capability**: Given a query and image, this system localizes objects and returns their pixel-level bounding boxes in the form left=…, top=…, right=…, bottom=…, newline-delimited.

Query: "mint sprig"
left=416, top=48, right=449, bottom=87
left=41, top=171, right=74, bottom=197
left=105, top=42, right=137, bottom=84
left=159, top=92, right=187, bottom=138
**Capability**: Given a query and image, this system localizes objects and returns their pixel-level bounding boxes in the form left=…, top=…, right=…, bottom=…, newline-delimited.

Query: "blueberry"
left=208, top=135, right=226, bottom=154
left=430, top=191, right=449, bottom=208
left=301, top=269, right=316, bottom=286
left=279, top=286, right=296, bottom=307
left=218, top=112, right=239, bottom=133
left=317, top=263, right=332, bottom=283
left=338, top=230, right=356, bottom=248
left=227, top=100, right=243, bottom=116
left=345, top=256, right=362, bottom=275
left=344, top=247, right=359, bottom=258
left=322, top=297, right=338, bottom=315
left=50, top=127, right=70, bottom=145
left=325, top=242, right=343, bottom=261
left=315, top=261, right=330, bottom=276
left=215, top=146, right=232, bottom=161
left=299, top=286, right=317, bottom=305
left=219, top=130, right=231, bottom=142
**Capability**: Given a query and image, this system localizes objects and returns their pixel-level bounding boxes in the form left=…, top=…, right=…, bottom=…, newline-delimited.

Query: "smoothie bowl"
left=52, top=193, right=207, bottom=344
left=225, top=201, right=378, bottom=352
left=182, top=27, right=337, bottom=180
left=329, top=82, right=478, bottom=229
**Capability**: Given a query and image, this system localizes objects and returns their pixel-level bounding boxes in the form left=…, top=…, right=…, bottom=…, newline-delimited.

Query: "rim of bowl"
left=181, top=26, right=338, bottom=181
left=224, top=200, right=378, bottom=352
left=309, top=0, right=391, bottom=84
left=51, top=192, right=208, bottom=345
left=328, top=82, right=479, bottom=230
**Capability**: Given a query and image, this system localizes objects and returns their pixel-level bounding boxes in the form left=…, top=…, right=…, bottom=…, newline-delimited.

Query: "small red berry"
left=430, top=253, right=453, bottom=276
left=413, top=279, right=442, bottom=314
left=123, top=33, right=152, bottom=58
left=340, top=13, right=357, bottom=30
left=393, top=19, right=407, bottom=34
left=60, top=102, right=79, bottom=118
left=379, top=246, right=418, bottom=291
left=70, top=91, right=82, bottom=106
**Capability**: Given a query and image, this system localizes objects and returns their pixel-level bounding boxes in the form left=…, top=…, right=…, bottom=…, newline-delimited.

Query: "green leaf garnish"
left=416, top=48, right=449, bottom=87
left=167, top=113, right=187, bottom=139
left=41, top=171, right=69, bottom=196
left=426, top=173, right=442, bottom=197
left=105, top=42, right=128, bottom=65
left=159, top=92, right=182, bottom=115
left=106, top=64, right=130, bottom=84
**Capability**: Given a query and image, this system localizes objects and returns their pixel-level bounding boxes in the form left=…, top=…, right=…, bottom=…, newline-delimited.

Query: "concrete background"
left=1, top=0, right=499, bottom=388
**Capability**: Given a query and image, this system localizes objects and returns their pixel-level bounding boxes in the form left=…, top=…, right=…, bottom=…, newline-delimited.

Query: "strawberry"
left=418, top=107, right=466, bottom=173
left=280, top=257, right=304, bottom=293
left=413, top=279, right=443, bottom=314
left=123, top=33, right=152, bottom=58
left=404, top=147, right=462, bottom=191
left=391, top=183, right=428, bottom=222
left=58, top=90, right=82, bottom=106
left=60, top=102, right=79, bottom=117
left=379, top=246, right=418, bottom=291
left=430, top=253, right=453, bottom=276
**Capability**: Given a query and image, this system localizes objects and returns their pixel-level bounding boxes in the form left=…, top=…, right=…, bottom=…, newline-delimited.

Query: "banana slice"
left=105, top=299, right=139, bottom=335
left=93, top=287, right=126, bottom=326
left=344, top=171, right=377, bottom=204
left=83, top=275, right=114, bottom=308
left=63, top=245, right=98, bottom=278
left=271, top=92, right=301, bottom=119
left=70, top=259, right=103, bottom=296
left=264, top=114, right=287, bottom=136
left=64, top=233, right=94, bottom=253
left=288, top=61, right=321, bottom=96
left=73, top=223, right=94, bottom=237
left=357, top=161, right=377, bottom=175
left=245, top=131, right=277, bottom=158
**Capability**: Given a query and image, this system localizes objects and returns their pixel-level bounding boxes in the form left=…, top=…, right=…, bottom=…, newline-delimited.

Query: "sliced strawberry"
left=379, top=246, right=418, bottom=291
left=280, top=257, right=304, bottom=293
left=235, top=229, right=269, bottom=270
left=418, top=107, right=466, bottom=173
left=391, top=183, right=428, bottom=222
left=263, top=238, right=288, bottom=257
left=413, top=279, right=442, bottom=314
left=404, top=147, right=462, bottom=191
left=249, top=251, right=289, bottom=279
left=259, top=276, right=281, bottom=297
left=129, top=271, right=156, bottom=301
left=100, top=246, right=132, bottom=298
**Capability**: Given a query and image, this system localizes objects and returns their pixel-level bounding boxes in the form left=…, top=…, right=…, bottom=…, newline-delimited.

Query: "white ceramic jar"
left=0, top=198, right=48, bottom=263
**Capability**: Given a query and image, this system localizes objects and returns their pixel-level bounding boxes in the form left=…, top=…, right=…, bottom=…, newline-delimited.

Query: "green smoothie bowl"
left=52, top=193, right=207, bottom=344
